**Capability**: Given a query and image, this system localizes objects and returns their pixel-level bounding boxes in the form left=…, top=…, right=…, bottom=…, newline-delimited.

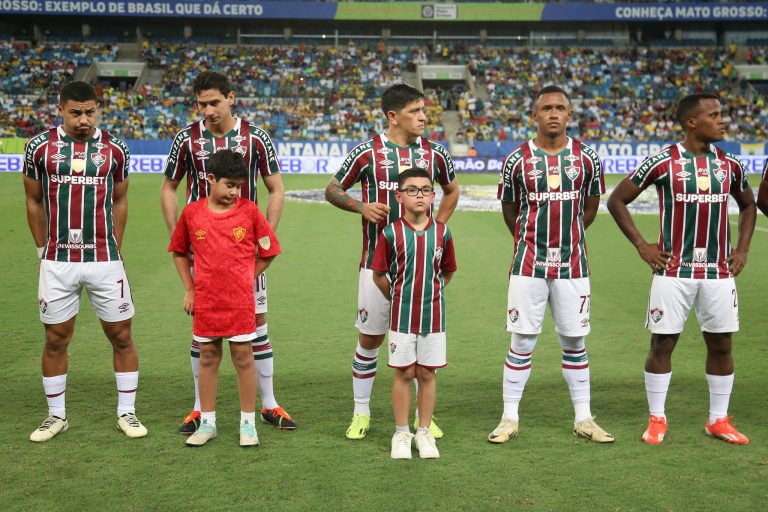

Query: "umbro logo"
left=51, top=154, right=67, bottom=163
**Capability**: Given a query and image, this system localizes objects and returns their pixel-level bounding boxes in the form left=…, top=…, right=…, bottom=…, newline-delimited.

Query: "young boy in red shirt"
left=169, top=149, right=281, bottom=447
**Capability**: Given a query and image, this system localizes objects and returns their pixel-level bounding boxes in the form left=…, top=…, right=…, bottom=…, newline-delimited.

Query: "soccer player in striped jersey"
left=757, top=159, right=768, bottom=217
left=371, top=168, right=456, bottom=459
left=24, top=81, right=147, bottom=442
left=608, top=93, right=756, bottom=445
left=160, top=71, right=295, bottom=433
left=325, top=83, right=459, bottom=440
left=489, top=85, right=614, bottom=444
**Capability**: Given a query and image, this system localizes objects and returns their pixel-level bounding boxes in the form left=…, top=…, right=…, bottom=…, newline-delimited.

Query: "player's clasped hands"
left=637, top=242, right=672, bottom=272
left=362, top=202, right=391, bottom=223
left=726, top=249, right=748, bottom=276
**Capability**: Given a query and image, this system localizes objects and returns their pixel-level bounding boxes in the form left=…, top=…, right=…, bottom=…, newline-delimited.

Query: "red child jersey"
left=168, top=198, right=281, bottom=337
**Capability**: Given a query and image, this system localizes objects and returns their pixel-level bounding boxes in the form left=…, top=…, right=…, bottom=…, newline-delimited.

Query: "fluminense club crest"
left=650, top=307, right=664, bottom=323
left=233, top=226, right=246, bottom=242
left=358, top=307, right=369, bottom=324
left=564, top=165, right=580, bottom=181
left=713, top=167, right=727, bottom=183
left=90, top=152, right=106, bottom=167
left=389, top=341, right=397, bottom=354
left=508, top=307, right=519, bottom=323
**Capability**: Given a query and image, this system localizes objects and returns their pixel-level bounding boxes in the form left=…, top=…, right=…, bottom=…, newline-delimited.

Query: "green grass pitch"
left=1, top=172, right=767, bottom=511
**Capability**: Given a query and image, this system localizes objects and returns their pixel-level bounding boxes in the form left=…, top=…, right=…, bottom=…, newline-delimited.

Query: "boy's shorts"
left=38, top=260, right=135, bottom=324
left=355, top=268, right=390, bottom=335
left=646, top=275, right=739, bottom=334
left=507, top=275, right=591, bottom=336
left=387, top=330, right=446, bottom=369
left=193, top=332, right=257, bottom=343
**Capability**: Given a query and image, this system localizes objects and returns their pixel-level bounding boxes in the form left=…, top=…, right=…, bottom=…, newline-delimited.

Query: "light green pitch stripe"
left=335, top=3, right=543, bottom=21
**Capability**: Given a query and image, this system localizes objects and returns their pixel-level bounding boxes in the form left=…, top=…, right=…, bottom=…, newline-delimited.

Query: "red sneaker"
left=642, top=415, right=667, bottom=445
left=705, top=416, right=749, bottom=445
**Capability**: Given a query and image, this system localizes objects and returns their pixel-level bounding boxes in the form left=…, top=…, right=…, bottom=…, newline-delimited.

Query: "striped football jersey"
left=498, top=137, right=604, bottom=279
left=335, top=134, right=455, bottom=269
left=629, top=143, right=749, bottom=279
left=164, top=118, right=279, bottom=204
left=371, top=218, right=457, bottom=334
left=24, top=126, right=129, bottom=262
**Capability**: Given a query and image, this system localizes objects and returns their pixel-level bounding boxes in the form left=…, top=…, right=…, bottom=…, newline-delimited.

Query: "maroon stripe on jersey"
left=666, top=145, right=684, bottom=278
left=545, top=154, right=562, bottom=279
left=373, top=136, right=390, bottom=210
left=518, top=144, right=537, bottom=275
left=390, top=223, right=407, bottom=330
left=410, top=227, right=427, bottom=332
left=96, top=130, right=110, bottom=261
left=240, top=120, right=254, bottom=202
left=43, top=129, right=59, bottom=260
left=693, top=155, right=712, bottom=279
left=717, top=147, right=732, bottom=278
left=430, top=224, right=444, bottom=332
left=69, top=140, right=87, bottom=262
left=189, top=122, right=206, bottom=202
left=570, top=141, right=585, bottom=276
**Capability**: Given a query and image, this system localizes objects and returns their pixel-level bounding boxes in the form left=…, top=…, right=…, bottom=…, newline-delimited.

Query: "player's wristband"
left=36, top=246, right=44, bottom=259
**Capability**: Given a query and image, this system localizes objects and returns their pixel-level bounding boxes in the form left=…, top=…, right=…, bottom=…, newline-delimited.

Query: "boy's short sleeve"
left=168, top=208, right=191, bottom=254
left=252, top=204, right=281, bottom=258
left=370, top=231, right=392, bottom=273
left=440, top=231, right=457, bottom=273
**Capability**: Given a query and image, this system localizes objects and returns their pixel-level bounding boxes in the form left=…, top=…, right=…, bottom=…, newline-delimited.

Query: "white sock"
left=559, top=339, right=591, bottom=423
left=201, top=411, right=216, bottom=427
left=395, top=425, right=410, bottom=433
left=645, top=371, right=671, bottom=419
left=191, top=340, right=201, bottom=411
left=352, top=342, right=379, bottom=416
left=115, top=371, right=138, bottom=417
left=416, top=427, right=429, bottom=435
left=502, top=334, right=535, bottom=421
left=706, top=373, right=734, bottom=424
left=241, top=411, right=256, bottom=426
left=253, top=324, right=278, bottom=410
left=43, top=374, right=66, bottom=419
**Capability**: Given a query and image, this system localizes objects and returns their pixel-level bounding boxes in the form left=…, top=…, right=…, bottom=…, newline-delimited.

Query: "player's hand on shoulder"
left=362, top=202, right=390, bottom=223
left=726, top=249, right=748, bottom=276
left=637, top=243, right=671, bottom=272
left=183, top=290, right=194, bottom=316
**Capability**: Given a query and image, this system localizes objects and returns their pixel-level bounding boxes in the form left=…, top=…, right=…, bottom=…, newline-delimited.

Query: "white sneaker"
left=186, top=420, right=217, bottom=447
left=414, top=431, right=440, bottom=459
left=240, top=421, right=259, bottom=447
left=390, top=431, right=414, bottom=459
left=573, top=417, right=614, bottom=443
left=488, top=418, right=519, bottom=444
left=117, top=413, right=148, bottom=438
left=30, top=415, right=68, bottom=442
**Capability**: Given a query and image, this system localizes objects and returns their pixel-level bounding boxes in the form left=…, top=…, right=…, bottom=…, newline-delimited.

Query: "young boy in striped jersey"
left=169, top=150, right=281, bottom=447
left=608, top=93, right=756, bottom=445
left=370, top=168, right=457, bottom=459
left=489, top=85, right=613, bottom=444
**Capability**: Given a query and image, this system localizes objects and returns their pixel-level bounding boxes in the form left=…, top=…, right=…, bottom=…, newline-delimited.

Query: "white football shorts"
left=646, top=275, right=739, bottom=334
left=38, top=260, right=135, bottom=324
left=506, top=275, right=591, bottom=336
left=386, top=330, right=447, bottom=369
left=193, top=332, right=257, bottom=343
left=355, top=268, right=390, bottom=335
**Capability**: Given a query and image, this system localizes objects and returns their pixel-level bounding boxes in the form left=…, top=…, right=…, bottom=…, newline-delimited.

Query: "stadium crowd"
left=1, top=40, right=766, bottom=143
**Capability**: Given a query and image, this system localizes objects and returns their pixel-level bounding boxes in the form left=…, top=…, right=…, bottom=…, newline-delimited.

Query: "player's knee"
left=231, top=350, right=254, bottom=370
left=557, top=334, right=585, bottom=352
left=416, top=365, right=436, bottom=382
left=511, top=333, right=538, bottom=354
left=395, top=366, right=416, bottom=382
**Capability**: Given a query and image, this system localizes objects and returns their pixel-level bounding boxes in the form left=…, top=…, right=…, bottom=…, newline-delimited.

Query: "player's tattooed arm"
left=325, top=178, right=390, bottom=223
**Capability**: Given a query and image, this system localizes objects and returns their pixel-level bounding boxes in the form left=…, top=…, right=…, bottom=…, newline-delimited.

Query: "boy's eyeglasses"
left=399, top=187, right=435, bottom=197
